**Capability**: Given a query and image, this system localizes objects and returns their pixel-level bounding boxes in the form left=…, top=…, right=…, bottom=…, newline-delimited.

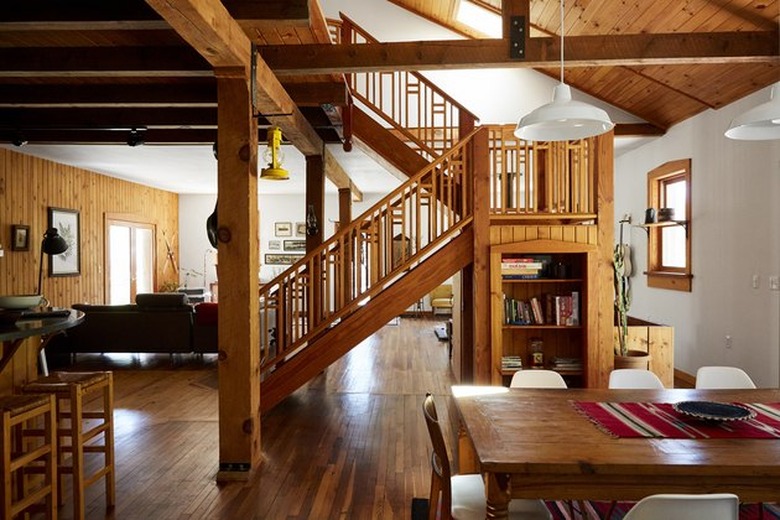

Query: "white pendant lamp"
left=724, top=83, right=780, bottom=141
left=514, top=0, right=614, bottom=142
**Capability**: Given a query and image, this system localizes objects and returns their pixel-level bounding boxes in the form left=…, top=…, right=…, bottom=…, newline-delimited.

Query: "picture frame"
left=295, top=222, right=307, bottom=237
left=274, top=221, right=292, bottom=237
left=265, top=253, right=303, bottom=265
left=11, top=224, right=30, bottom=251
left=283, top=239, right=306, bottom=252
left=268, top=240, right=282, bottom=251
left=48, top=207, right=80, bottom=276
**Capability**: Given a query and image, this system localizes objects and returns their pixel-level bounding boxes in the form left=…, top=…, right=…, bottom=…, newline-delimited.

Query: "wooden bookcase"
left=490, top=240, right=597, bottom=387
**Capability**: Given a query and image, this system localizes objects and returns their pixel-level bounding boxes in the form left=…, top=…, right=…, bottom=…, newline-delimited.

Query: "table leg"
left=457, top=422, right=478, bottom=474
left=485, top=472, right=511, bottom=520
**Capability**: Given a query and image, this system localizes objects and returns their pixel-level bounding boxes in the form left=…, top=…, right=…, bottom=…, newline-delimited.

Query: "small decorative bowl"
left=0, top=294, right=43, bottom=310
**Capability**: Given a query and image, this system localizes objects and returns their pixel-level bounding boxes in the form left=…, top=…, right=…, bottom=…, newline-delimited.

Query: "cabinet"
left=491, top=240, right=597, bottom=387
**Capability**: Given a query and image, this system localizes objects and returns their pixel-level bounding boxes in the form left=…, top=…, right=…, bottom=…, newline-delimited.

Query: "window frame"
left=646, top=159, right=692, bottom=292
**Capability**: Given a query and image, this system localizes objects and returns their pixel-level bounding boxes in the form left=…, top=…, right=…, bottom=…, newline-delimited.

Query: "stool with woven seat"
left=1, top=393, right=57, bottom=519
left=23, top=371, right=115, bottom=519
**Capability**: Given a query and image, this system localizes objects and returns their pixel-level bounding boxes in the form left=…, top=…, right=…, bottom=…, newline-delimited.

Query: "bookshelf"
left=490, top=240, right=597, bottom=387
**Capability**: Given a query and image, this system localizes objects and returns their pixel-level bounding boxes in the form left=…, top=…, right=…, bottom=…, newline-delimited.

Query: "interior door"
left=106, top=218, right=156, bottom=304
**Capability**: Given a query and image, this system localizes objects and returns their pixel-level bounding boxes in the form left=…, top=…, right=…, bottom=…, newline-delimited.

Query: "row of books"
left=501, top=355, right=523, bottom=370
left=501, top=256, right=551, bottom=279
left=503, top=292, right=580, bottom=326
left=550, top=357, right=583, bottom=371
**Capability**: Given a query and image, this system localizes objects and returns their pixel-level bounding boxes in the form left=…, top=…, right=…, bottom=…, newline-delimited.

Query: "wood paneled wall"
left=0, top=147, right=179, bottom=307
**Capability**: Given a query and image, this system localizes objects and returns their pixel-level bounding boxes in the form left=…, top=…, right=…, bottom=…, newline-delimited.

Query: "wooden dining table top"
left=452, top=385, right=780, bottom=504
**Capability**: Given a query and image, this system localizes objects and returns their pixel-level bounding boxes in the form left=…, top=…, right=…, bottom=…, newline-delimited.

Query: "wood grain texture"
left=47, top=315, right=457, bottom=519
left=0, top=147, right=178, bottom=305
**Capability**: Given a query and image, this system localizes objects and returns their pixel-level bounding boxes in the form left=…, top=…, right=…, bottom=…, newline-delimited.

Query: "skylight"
left=456, top=0, right=502, bottom=38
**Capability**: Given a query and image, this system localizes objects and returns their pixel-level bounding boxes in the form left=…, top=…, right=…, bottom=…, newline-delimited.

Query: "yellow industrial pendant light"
left=261, top=126, right=289, bottom=180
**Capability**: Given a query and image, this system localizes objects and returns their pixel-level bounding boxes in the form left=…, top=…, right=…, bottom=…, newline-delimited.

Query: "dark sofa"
left=66, top=293, right=216, bottom=354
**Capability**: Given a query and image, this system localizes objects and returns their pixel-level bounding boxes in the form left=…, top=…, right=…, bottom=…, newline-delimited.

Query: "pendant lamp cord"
left=559, top=0, right=565, bottom=84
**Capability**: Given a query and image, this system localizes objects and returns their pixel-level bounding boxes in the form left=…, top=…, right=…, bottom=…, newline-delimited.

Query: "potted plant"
left=613, top=239, right=649, bottom=369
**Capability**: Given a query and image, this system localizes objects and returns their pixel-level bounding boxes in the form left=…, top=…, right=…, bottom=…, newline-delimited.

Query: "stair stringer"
left=260, top=226, right=474, bottom=414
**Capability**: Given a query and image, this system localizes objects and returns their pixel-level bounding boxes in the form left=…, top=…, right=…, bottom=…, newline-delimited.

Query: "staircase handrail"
left=258, top=127, right=482, bottom=370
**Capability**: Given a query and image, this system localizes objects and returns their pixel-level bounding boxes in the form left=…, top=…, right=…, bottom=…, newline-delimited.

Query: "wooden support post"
left=215, top=74, right=260, bottom=481
left=306, top=154, right=325, bottom=326
left=338, top=187, right=352, bottom=306
left=471, top=128, right=491, bottom=384
left=594, top=131, right=615, bottom=388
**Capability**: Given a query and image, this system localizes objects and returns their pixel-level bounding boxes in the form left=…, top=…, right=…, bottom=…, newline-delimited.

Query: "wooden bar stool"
left=0, top=393, right=57, bottom=520
left=23, top=371, right=115, bottom=520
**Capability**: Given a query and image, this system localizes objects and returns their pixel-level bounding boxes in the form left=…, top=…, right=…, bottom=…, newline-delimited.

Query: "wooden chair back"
left=422, top=393, right=453, bottom=520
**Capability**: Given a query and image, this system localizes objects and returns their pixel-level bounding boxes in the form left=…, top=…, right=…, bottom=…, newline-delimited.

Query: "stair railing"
left=329, top=15, right=478, bottom=162
left=258, top=128, right=481, bottom=371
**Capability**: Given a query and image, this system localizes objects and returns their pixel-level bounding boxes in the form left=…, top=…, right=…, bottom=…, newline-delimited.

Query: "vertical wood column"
left=215, top=74, right=260, bottom=480
left=338, top=187, right=352, bottom=306
left=594, top=131, right=615, bottom=388
left=471, top=128, right=491, bottom=384
left=305, top=155, right=325, bottom=251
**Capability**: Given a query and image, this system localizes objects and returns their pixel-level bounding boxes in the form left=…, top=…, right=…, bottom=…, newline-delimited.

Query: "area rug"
left=411, top=498, right=780, bottom=519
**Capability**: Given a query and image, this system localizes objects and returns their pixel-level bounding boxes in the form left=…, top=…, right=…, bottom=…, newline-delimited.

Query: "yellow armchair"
left=429, top=284, right=453, bottom=315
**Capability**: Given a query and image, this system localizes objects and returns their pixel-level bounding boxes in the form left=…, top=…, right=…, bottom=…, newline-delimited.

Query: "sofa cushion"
left=136, top=292, right=189, bottom=308
left=194, top=302, right=218, bottom=325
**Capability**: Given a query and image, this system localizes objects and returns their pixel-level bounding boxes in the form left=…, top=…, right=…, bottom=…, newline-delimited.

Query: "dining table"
left=452, top=385, right=780, bottom=520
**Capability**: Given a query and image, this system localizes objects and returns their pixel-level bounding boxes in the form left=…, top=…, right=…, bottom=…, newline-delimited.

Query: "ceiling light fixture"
left=260, top=126, right=289, bottom=180
left=514, top=0, right=614, bottom=142
left=724, top=83, right=780, bottom=140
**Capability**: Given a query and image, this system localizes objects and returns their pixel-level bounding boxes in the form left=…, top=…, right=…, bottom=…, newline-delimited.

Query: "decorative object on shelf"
left=529, top=337, right=544, bottom=368
left=725, top=82, right=780, bottom=141
left=644, top=208, right=656, bottom=224
left=260, top=126, right=289, bottom=180
left=673, top=401, right=756, bottom=422
left=514, top=0, right=613, bottom=141
left=657, top=207, right=675, bottom=222
left=306, top=204, right=319, bottom=237
left=11, top=224, right=30, bottom=251
left=274, top=221, right=292, bottom=237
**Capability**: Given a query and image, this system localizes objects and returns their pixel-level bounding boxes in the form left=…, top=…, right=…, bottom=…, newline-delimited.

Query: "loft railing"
left=329, top=15, right=477, bottom=161
left=487, top=125, right=597, bottom=218
left=258, top=128, right=481, bottom=371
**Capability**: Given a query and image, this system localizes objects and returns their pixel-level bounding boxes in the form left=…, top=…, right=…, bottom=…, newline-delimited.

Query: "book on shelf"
left=501, top=355, right=523, bottom=370
left=550, top=357, right=583, bottom=370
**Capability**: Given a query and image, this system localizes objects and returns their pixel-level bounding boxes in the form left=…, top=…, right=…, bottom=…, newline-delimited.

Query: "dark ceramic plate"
left=673, top=401, right=756, bottom=422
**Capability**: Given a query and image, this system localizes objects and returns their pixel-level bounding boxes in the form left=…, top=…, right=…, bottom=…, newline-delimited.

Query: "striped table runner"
left=574, top=402, right=780, bottom=438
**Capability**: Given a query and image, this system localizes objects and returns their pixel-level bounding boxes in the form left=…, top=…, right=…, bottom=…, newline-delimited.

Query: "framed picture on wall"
left=48, top=207, right=80, bottom=276
left=283, top=239, right=306, bottom=252
left=11, top=225, right=30, bottom=251
left=268, top=240, right=282, bottom=251
left=295, top=222, right=306, bottom=237
left=265, top=253, right=303, bottom=265
left=274, top=221, right=292, bottom=237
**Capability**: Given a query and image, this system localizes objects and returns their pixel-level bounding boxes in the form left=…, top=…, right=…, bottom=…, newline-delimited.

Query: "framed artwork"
left=48, top=207, right=80, bottom=276
left=274, top=221, right=292, bottom=237
left=284, top=239, right=306, bottom=252
left=11, top=225, right=30, bottom=251
left=268, top=240, right=282, bottom=251
left=265, top=253, right=303, bottom=265
left=295, top=222, right=306, bottom=237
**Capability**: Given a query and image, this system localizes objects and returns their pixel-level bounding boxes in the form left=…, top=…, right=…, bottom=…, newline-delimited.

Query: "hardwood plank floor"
left=51, top=315, right=456, bottom=519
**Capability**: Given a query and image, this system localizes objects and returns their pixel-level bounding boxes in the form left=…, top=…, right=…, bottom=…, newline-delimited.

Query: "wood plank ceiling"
left=0, top=0, right=778, bottom=146
left=389, top=0, right=780, bottom=129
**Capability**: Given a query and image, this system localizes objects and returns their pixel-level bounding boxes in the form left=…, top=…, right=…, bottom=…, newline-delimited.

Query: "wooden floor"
left=51, top=315, right=456, bottom=519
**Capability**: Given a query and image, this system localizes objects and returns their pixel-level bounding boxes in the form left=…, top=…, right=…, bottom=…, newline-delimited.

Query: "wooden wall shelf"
left=634, top=220, right=688, bottom=236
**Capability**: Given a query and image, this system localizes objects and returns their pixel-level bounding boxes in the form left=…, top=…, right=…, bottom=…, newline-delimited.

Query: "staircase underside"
left=260, top=226, right=473, bottom=414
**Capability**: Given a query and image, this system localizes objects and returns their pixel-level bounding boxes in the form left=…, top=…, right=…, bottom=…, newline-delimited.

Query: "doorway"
left=106, top=216, right=156, bottom=304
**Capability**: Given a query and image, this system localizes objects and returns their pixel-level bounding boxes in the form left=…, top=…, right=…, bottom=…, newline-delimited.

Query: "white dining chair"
left=510, top=370, right=567, bottom=389
left=622, top=493, right=739, bottom=520
left=608, top=369, right=665, bottom=389
left=422, top=394, right=552, bottom=520
left=695, top=366, right=756, bottom=389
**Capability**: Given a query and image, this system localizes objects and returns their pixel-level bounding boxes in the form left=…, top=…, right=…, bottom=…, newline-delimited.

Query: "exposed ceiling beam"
left=0, top=0, right=310, bottom=30
left=260, top=31, right=779, bottom=75
left=0, top=81, right=347, bottom=108
left=144, top=0, right=323, bottom=156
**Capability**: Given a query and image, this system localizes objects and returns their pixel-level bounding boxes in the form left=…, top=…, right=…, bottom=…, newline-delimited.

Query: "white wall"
left=614, top=85, right=780, bottom=387
left=178, top=192, right=385, bottom=292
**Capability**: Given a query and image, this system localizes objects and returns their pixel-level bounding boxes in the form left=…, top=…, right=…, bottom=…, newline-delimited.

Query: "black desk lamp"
left=37, top=228, right=68, bottom=295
